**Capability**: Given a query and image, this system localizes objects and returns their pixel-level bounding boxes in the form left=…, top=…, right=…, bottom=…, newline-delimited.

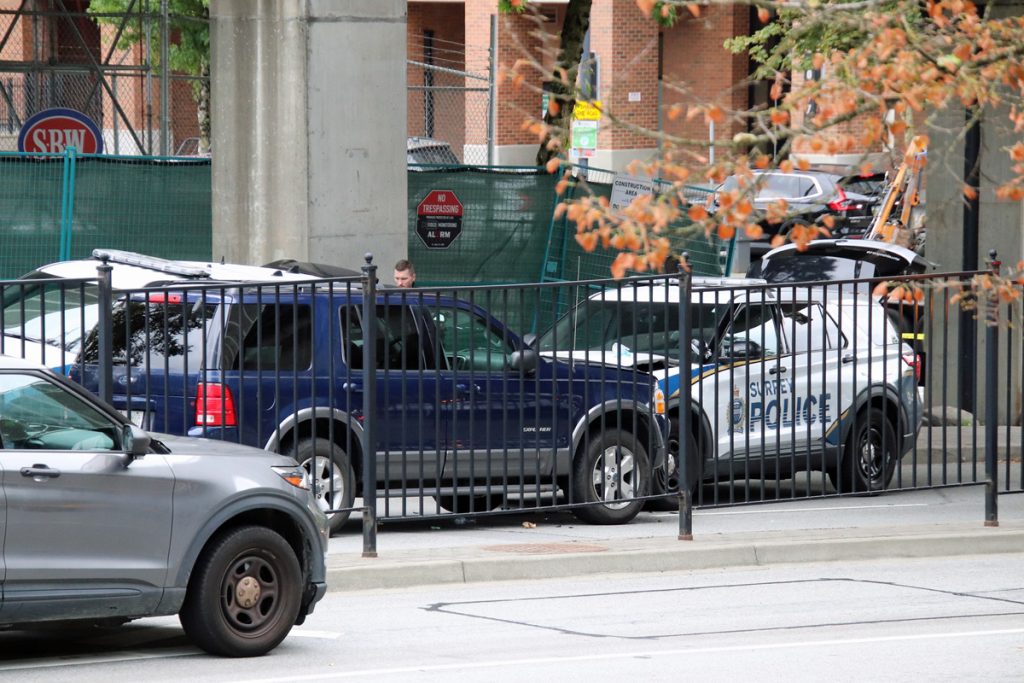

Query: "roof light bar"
left=91, top=249, right=211, bottom=279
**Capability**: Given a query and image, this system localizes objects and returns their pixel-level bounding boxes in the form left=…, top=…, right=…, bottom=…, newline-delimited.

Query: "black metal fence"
left=1, top=258, right=1020, bottom=552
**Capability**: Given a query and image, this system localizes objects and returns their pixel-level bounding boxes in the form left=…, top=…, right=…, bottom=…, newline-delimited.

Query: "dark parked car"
left=716, top=170, right=879, bottom=240
left=73, top=283, right=667, bottom=532
left=0, top=355, right=328, bottom=657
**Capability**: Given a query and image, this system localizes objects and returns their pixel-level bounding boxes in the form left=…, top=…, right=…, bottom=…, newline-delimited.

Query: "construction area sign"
left=416, top=189, right=463, bottom=249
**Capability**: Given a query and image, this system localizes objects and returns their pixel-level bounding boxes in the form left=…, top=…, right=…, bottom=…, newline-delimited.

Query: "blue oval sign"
left=18, top=108, right=104, bottom=154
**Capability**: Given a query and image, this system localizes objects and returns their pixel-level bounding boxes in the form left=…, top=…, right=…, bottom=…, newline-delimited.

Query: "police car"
left=1, top=249, right=316, bottom=374
left=537, top=276, right=924, bottom=501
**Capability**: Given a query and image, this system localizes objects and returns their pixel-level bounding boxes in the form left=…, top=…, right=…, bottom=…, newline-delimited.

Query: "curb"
left=325, top=526, right=1024, bottom=592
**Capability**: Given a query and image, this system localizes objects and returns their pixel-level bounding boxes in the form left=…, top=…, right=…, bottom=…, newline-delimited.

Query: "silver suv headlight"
left=272, top=465, right=310, bottom=490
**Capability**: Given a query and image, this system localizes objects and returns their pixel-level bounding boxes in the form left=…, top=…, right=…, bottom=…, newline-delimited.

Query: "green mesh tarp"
left=408, top=167, right=560, bottom=285
left=408, top=165, right=725, bottom=287
left=69, top=157, right=211, bottom=262
left=0, top=152, right=211, bottom=279
left=408, top=165, right=727, bottom=335
left=0, top=155, right=66, bottom=278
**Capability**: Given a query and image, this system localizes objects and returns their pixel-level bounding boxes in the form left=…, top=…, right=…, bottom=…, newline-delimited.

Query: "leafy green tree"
left=88, top=0, right=210, bottom=152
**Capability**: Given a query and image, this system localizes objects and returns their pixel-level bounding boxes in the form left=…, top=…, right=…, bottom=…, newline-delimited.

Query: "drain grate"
left=481, top=543, right=609, bottom=555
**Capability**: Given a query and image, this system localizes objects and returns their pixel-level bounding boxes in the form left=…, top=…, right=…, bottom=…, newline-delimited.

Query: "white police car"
left=537, top=276, right=924, bottom=501
left=1, top=249, right=317, bottom=374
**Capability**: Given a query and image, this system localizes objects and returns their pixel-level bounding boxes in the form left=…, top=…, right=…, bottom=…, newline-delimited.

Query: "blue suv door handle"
left=21, top=464, right=60, bottom=479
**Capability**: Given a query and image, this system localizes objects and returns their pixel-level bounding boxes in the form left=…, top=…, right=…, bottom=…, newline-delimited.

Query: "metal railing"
left=1, top=257, right=1020, bottom=555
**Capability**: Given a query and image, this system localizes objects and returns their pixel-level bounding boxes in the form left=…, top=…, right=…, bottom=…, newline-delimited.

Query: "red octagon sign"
left=416, top=190, right=463, bottom=249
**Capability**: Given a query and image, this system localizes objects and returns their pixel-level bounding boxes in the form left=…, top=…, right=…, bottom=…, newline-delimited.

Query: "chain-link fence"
left=0, top=5, right=206, bottom=156
left=407, top=24, right=494, bottom=165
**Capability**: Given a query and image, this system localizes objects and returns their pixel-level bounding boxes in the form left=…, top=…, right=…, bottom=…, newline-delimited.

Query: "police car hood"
left=541, top=345, right=674, bottom=372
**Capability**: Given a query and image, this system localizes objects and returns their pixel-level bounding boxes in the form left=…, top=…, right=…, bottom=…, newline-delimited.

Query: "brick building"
left=410, top=0, right=754, bottom=170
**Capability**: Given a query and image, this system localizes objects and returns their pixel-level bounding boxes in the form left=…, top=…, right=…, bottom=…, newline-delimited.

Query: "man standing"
left=393, top=259, right=416, bottom=288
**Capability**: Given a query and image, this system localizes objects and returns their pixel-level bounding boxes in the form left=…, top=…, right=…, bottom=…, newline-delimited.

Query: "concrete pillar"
left=210, top=0, right=407, bottom=272
left=925, top=103, right=1024, bottom=422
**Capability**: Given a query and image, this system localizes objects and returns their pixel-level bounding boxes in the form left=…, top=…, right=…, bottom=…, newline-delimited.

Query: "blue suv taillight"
left=195, top=383, right=238, bottom=426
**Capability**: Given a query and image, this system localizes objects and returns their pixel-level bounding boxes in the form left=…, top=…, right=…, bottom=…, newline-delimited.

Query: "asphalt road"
left=2, top=553, right=1022, bottom=681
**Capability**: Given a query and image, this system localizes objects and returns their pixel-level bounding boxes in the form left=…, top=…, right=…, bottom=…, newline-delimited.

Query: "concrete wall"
left=210, top=0, right=407, bottom=273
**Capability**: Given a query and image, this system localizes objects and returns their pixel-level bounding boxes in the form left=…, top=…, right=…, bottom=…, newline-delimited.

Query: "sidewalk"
left=324, top=485, right=1024, bottom=592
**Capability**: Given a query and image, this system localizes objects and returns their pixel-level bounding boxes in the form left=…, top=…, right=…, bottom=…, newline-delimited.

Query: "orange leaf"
left=575, top=231, right=598, bottom=252
left=686, top=3, right=701, bottom=18
left=797, top=158, right=810, bottom=171
left=873, top=282, right=890, bottom=298
left=963, top=185, right=978, bottom=200
left=548, top=99, right=561, bottom=117
left=717, top=224, right=736, bottom=240
left=779, top=160, right=794, bottom=173
left=545, top=157, right=561, bottom=174
left=610, top=253, right=635, bottom=279
left=688, top=205, right=709, bottom=221
left=754, top=155, right=770, bottom=169
left=635, top=0, right=656, bottom=17
left=770, top=109, right=789, bottom=126
left=812, top=53, right=825, bottom=70
left=706, top=106, right=726, bottom=124
left=770, top=235, right=786, bottom=248
left=758, top=7, right=770, bottom=24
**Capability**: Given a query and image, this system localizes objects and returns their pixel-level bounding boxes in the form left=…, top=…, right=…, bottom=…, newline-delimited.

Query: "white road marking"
left=232, top=627, right=1024, bottom=682
left=0, top=649, right=197, bottom=672
left=288, top=629, right=343, bottom=639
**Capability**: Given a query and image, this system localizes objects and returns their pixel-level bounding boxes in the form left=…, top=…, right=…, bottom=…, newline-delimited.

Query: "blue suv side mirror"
left=509, top=349, right=539, bottom=374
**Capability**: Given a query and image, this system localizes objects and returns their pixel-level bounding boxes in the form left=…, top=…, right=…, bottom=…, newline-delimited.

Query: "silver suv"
left=0, top=355, right=329, bottom=657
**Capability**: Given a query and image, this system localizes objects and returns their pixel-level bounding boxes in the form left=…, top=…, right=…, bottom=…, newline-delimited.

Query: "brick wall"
left=589, top=0, right=660, bottom=150
left=660, top=6, right=750, bottom=156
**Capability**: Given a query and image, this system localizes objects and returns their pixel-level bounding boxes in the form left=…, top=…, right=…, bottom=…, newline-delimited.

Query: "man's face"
left=394, top=268, right=415, bottom=288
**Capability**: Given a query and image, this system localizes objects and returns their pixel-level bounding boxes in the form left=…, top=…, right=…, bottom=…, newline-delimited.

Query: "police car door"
left=775, top=300, right=843, bottom=465
left=706, top=297, right=784, bottom=466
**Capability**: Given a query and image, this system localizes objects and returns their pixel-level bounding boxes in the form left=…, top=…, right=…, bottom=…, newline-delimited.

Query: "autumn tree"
left=505, top=0, right=1024, bottom=278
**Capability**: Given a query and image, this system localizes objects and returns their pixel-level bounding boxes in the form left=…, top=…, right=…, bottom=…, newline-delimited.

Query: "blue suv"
left=74, top=282, right=667, bottom=532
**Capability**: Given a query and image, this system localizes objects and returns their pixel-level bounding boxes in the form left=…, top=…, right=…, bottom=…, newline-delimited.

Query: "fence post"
left=59, top=146, right=78, bottom=262
left=984, top=249, right=999, bottom=527
left=678, top=264, right=694, bottom=540
left=361, top=253, right=379, bottom=556
left=96, top=253, right=113, bottom=405
left=487, top=14, right=497, bottom=166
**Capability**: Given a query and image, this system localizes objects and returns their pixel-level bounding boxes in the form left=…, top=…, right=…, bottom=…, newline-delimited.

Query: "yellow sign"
left=573, top=100, right=603, bottom=121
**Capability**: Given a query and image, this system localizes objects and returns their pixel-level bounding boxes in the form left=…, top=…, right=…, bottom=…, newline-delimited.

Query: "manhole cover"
left=481, top=543, right=608, bottom=555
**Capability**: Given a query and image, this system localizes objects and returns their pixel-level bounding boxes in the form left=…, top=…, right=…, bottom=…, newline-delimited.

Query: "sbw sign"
left=18, top=108, right=104, bottom=154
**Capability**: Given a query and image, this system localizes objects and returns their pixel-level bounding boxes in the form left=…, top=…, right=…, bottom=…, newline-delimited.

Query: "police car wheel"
left=570, top=429, right=650, bottom=525
left=830, top=411, right=898, bottom=493
left=294, top=437, right=355, bottom=534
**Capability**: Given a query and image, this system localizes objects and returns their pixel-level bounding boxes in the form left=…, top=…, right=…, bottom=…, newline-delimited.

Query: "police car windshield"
left=537, top=299, right=722, bottom=359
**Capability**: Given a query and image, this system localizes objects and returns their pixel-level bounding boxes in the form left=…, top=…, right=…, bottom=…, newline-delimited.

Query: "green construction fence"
left=0, top=149, right=211, bottom=279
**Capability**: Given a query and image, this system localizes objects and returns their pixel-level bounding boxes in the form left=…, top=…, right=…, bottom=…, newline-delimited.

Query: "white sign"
left=628, top=91, right=642, bottom=102
left=610, top=173, right=654, bottom=209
